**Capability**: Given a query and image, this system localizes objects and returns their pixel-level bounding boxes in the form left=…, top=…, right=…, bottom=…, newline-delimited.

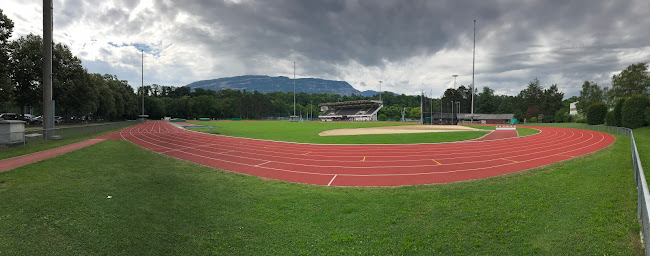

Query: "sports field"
left=0, top=122, right=644, bottom=254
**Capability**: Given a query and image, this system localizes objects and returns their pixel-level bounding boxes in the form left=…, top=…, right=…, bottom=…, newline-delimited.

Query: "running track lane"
left=119, top=121, right=615, bottom=187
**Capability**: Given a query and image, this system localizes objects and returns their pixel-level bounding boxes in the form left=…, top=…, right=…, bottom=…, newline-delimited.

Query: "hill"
left=185, top=75, right=373, bottom=96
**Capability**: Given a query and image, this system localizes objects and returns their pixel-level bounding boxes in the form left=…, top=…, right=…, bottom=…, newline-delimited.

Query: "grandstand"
left=318, top=100, right=383, bottom=121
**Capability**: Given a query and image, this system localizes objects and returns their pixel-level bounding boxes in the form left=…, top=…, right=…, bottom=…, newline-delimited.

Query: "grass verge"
left=0, top=137, right=640, bottom=255
left=188, top=121, right=489, bottom=144
left=0, top=124, right=133, bottom=161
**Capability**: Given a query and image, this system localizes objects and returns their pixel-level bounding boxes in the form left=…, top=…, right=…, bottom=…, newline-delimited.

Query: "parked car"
left=55, top=116, right=63, bottom=124
left=0, top=113, right=19, bottom=121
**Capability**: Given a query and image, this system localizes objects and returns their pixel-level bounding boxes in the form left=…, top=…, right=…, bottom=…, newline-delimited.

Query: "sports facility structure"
left=116, top=121, right=614, bottom=186
left=318, top=100, right=383, bottom=121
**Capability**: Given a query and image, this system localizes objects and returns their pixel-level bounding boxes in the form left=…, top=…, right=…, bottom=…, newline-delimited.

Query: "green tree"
left=409, top=107, right=421, bottom=119
left=586, top=103, right=607, bottom=125
left=541, top=84, right=564, bottom=122
left=377, top=114, right=387, bottom=121
left=621, top=95, right=649, bottom=129
left=475, top=86, right=496, bottom=114
left=608, top=63, right=650, bottom=102
left=0, top=9, right=15, bottom=110
left=612, top=98, right=626, bottom=127
left=9, top=34, right=42, bottom=115
left=576, top=81, right=603, bottom=115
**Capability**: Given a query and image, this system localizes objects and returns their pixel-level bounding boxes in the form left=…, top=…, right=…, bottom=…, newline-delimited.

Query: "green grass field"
left=188, top=121, right=491, bottom=144
left=0, top=125, right=643, bottom=255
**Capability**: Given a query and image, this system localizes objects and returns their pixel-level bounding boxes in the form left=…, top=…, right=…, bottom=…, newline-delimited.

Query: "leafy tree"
left=541, top=84, right=564, bottom=122
left=475, top=86, right=496, bottom=114
left=520, top=78, right=544, bottom=111
left=586, top=102, right=607, bottom=125
left=621, top=95, right=649, bottom=129
left=554, top=110, right=569, bottom=123
left=377, top=114, right=387, bottom=121
left=393, top=115, right=400, bottom=121
left=409, top=107, right=421, bottom=119
left=9, top=34, right=42, bottom=115
left=612, top=98, right=626, bottom=127
left=0, top=9, right=14, bottom=110
left=605, top=111, right=616, bottom=126
left=608, top=63, right=650, bottom=102
left=576, top=81, right=603, bottom=115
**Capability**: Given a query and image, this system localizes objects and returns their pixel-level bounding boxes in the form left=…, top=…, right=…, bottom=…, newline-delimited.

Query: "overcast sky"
left=4, top=0, right=650, bottom=98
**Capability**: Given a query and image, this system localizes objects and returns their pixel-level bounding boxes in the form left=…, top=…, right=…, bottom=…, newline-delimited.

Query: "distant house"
left=570, top=102, right=578, bottom=115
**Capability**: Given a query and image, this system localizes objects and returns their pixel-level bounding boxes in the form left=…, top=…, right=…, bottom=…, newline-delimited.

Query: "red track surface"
left=119, top=121, right=615, bottom=187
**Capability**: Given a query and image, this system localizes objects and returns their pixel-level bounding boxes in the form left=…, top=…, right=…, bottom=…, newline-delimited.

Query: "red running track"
left=118, top=121, right=615, bottom=187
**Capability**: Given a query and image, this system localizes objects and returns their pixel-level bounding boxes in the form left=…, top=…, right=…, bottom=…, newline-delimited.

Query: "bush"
left=529, top=117, right=538, bottom=123
left=554, top=111, right=569, bottom=123
left=393, top=115, right=401, bottom=121
left=377, top=114, right=387, bottom=121
left=646, top=107, right=650, bottom=126
left=576, top=118, right=587, bottom=123
left=621, top=95, right=650, bottom=129
left=613, top=98, right=626, bottom=127
left=586, top=102, right=608, bottom=125
left=605, top=111, right=616, bottom=126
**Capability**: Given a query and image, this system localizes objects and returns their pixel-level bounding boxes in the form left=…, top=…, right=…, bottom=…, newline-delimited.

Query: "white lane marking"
left=328, top=175, right=337, bottom=186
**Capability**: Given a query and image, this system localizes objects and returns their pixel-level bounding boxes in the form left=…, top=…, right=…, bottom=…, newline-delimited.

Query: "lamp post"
left=450, top=101, right=454, bottom=125
left=293, top=62, right=296, bottom=118
left=471, top=20, right=476, bottom=123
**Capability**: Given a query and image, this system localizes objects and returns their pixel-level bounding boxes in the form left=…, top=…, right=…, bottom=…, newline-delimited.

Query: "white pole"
left=141, top=49, right=144, bottom=118
left=293, top=62, right=296, bottom=117
left=471, top=20, right=476, bottom=123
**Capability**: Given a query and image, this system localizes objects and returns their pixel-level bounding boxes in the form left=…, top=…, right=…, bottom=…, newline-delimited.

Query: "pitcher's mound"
left=319, top=125, right=478, bottom=136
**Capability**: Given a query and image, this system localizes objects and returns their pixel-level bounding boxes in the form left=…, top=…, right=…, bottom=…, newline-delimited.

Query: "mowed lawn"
left=187, top=120, right=489, bottom=144
left=0, top=130, right=642, bottom=254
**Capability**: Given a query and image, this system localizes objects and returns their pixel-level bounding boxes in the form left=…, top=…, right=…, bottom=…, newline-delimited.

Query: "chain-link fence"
left=0, top=120, right=140, bottom=148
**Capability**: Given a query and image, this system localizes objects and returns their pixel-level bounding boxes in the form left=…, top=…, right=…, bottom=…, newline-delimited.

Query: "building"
left=570, top=102, right=578, bottom=115
left=318, top=100, right=383, bottom=121
left=432, top=113, right=515, bottom=124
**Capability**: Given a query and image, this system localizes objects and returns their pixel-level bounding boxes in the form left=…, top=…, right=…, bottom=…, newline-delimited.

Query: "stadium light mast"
left=471, top=20, right=476, bottom=123
left=141, top=49, right=144, bottom=118
left=379, top=81, right=382, bottom=102
left=452, top=75, right=458, bottom=88
left=43, top=0, right=54, bottom=139
left=293, top=61, right=296, bottom=118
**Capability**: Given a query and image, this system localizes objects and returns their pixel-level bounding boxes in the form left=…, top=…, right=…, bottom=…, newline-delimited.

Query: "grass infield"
left=0, top=129, right=642, bottom=254
left=188, top=121, right=490, bottom=144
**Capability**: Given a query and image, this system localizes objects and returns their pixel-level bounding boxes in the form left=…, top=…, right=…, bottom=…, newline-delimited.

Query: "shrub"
left=377, top=114, right=387, bottom=121
left=576, top=118, right=587, bottom=123
left=586, top=102, right=608, bottom=125
left=605, top=111, right=616, bottom=126
left=646, top=107, right=650, bottom=126
left=529, top=117, right=538, bottom=123
left=393, top=115, right=401, bottom=121
left=613, top=98, right=626, bottom=127
left=554, top=111, right=569, bottom=123
left=621, top=95, right=650, bottom=129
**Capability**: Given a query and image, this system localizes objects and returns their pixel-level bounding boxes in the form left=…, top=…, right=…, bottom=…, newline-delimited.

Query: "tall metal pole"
left=471, top=20, right=476, bottom=123
left=379, top=81, right=382, bottom=102
left=451, top=101, right=454, bottom=125
left=430, top=90, right=432, bottom=124
left=440, top=99, right=442, bottom=124
left=43, top=0, right=53, bottom=138
left=141, top=49, right=144, bottom=118
left=293, top=62, right=296, bottom=117
left=420, top=92, right=423, bottom=124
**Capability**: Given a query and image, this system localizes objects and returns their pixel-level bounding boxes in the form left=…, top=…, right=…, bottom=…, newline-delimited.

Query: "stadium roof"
left=318, top=100, right=383, bottom=107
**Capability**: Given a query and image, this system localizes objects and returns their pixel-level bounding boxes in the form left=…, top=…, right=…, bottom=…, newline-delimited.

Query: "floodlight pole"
left=430, top=90, right=433, bottom=125
left=440, top=98, right=442, bottom=124
left=293, top=62, right=296, bottom=117
left=141, top=49, right=144, bottom=118
left=379, top=81, right=382, bottom=102
left=450, top=101, right=454, bottom=125
left=471, top=20, right=476, bottom=123
left=43, top=0, right=54, bottom=139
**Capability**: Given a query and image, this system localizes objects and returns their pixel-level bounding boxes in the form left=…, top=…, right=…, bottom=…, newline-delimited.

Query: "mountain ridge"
left=185, top=75, right=383, bottom=96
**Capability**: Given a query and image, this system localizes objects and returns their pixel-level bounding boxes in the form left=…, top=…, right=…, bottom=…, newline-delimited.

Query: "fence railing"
left=0, top=120, right=140, bottom=148
left=530, top=123, right=649, bottom=253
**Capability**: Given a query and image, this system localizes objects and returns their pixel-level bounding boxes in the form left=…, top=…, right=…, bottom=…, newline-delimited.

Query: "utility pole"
left=420, top=92, right=424, bottom=124
left=451, top=101, right=454, bottom=125
left=43, top=0, right=53, bottom=138
left=471, top=20, right=476, bottom=123
left=440, top=98, right=443, bottom=124
left=141, top=49, right=144, bottom=118
left=379, top=81, right=382, bottom=102
left=430, top=90, right=433, bottom=125
left=293, top=62, right=296, bottom=118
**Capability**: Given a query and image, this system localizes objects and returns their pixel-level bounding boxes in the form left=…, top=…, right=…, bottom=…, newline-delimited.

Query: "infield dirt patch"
left=318, top=125, right=478, bottom=136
